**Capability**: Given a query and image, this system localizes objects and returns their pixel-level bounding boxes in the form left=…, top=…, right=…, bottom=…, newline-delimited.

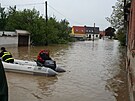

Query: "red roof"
left=72, top=26, right=85, bottom=34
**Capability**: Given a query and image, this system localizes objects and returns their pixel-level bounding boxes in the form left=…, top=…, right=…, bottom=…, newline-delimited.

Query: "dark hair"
left=1, top=47, right=5, bottom=51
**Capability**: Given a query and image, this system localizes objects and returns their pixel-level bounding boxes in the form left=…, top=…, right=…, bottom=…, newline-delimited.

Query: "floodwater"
left=4, top=39, right=129, bottom=101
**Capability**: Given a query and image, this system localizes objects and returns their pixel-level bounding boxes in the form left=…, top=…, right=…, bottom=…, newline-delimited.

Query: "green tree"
left=6, top=6, right=18, bottom=30
left=106, top=0, right=125, bottom=29
left=106, top=0, right=131, bottom=46
left=57, top=19, right=70, bottom=43
left=105, top=27, right=116, bottom=39
left=6, top=7, right=48, bottom=45
left=0, top=7, right=7, bottom=31
left=3, top=6, right=71, bottom=45
left=46, top=17, right=59, bottom=44
left=117, top=27, right=126, bottom=46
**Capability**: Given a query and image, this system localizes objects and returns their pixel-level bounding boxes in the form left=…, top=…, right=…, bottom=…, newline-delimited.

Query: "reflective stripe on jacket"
left=2, top=52, right=14, bottom=62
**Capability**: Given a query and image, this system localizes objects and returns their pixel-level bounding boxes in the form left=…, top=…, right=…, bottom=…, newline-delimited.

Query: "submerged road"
left=5, top=39, right=128, bottom=101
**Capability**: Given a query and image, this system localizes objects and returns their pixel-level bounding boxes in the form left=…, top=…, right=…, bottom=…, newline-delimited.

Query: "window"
left=76, top=29, right=78, bottom=32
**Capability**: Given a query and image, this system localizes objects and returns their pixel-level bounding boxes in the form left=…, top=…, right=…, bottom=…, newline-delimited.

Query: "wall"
left=0, top=36, right=18, bottom=46
left=126, top=0, right=135, bottom=101
left=0, top=31, right=18, bottom=46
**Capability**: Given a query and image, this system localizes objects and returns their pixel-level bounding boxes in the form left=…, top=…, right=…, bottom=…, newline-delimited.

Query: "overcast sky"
left=1, top=0, right=117, bottom=30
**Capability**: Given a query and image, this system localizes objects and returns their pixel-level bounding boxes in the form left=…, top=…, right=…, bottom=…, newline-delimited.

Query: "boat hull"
left=14, top=59, right=66, bottom=72
left=2, top=61, right=58, bottom=76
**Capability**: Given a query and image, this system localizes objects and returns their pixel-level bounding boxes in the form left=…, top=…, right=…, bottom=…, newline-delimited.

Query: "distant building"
left=0, top=30, right=31, bottom=46
left=99, top=31, right=105, bottom=36
left=72, top=26, right=85, bottom=34
left=85, top=26, right=99, bottom=39
left=99, top=31, right=105, bottom=39
left=71, top=25, right=99, bottom=40
left=71, top=26, right=86, bottom=41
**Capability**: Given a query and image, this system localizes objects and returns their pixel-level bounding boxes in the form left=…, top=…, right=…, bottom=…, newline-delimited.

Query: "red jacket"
left=37, top=50, right=50, bottom=63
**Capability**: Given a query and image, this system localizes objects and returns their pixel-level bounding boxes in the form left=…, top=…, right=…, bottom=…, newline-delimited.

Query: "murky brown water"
left=3, top=39, right=129, bottom=101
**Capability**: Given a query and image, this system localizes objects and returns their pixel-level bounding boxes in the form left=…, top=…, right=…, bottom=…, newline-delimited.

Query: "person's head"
left=1, top=47, right=5, bottom=51
left=44, top=49, right=50, bottom=55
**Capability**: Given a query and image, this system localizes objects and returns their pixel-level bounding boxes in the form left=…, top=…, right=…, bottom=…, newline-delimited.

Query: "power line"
left=2, top=3, right=44, bottom=7
left=3, top=3, right=44, bottom=7
left=2, top=2, right=83, bottom=26
left=48, top=3, right=83, bottom=25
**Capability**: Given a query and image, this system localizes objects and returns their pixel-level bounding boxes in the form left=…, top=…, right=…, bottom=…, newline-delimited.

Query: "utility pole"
left=0, top=3, right=1, bottom=19
left=45, top=1, right=48, bottom=45
left=93, top=23, right=95, bottom=41
left=45, top=1, right=48, bottom=23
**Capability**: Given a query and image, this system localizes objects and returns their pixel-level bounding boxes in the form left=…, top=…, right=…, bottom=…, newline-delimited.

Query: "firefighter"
left=0, top=47, right=14, bottom=63
left=0, top=59, right=8, bottom=101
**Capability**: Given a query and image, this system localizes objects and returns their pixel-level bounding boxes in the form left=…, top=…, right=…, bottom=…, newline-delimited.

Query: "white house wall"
left=0, top=31, right=16, bottom=36
left=0, top=31, right=31, bottom=46
left=0, top=36, right=18, bottom=45
left=0, top=31, right=18, bottom=46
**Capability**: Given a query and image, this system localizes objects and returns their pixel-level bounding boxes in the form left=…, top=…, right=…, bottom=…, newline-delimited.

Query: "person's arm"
left=0, top=53, right=2, bottom=57
left=0, top=52, right=4, bottom=59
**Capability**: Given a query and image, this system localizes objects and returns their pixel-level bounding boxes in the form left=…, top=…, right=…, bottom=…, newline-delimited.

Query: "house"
left=71, top=25, right=100, bottom=40
left=85, top=26, right=99, bottom=39
left=0, top=30, right=31, bottom=46
left=99, top=31, right=105, bottom=39
left=71, top=26, right=86, bottom=41
left=99, top=31, right=105, bottom=36
left=72, top=26, right=86, bottom=36
left=125, top=0, right=135, bottom=101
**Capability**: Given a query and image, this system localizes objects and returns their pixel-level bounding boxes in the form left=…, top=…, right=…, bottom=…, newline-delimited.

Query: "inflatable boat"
left=13, top=59, right=66, bottom=72
left=2, top=59, right=66, bottom=76
left=2, top=60, right=58, bottom=76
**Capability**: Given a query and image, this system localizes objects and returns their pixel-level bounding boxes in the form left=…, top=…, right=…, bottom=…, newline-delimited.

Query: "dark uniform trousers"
left=0, top=60, right=8, bottom=101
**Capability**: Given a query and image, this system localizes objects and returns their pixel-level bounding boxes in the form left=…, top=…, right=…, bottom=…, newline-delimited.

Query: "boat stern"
left=55, top=67, right=66, bottom=72
left=34, top=67, right=58, bottom=76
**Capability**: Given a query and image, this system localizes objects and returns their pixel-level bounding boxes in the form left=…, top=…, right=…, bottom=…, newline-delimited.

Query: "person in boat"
left=0, top=47, right=14, bottom=63
left=37, top=49, right=56, bottom=70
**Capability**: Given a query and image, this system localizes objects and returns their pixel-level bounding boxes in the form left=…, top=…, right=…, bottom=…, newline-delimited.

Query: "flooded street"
left=5, top=39, right=128, bottom=101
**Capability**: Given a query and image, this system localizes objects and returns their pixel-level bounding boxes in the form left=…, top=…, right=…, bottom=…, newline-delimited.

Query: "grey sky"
left=1, top=0, right=117, bottom=30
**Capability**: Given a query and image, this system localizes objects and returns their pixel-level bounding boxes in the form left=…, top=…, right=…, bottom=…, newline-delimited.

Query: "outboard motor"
left=44, top=60, right=56, bottom=70
left=36, top=60, right=66, bottom=72
left=44, top=60, right=66, bottom=72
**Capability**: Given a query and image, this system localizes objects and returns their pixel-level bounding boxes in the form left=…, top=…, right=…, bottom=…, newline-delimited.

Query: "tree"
left=2, top=6, right=71, bottom=45
left=106, top=0, right=131, bottom=46
left=0, top=7, right=7, bottom=32
left=57, top=19, right=71, bottom=43
left=5, top=6, right=18, bottom=31
left=117, top=27, right=126, bottom=46
left=106, top=0, right=124, bottom=29
left=105, top=27, right=116, bottom=39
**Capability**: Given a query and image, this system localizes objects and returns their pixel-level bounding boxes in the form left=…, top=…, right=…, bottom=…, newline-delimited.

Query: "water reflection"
left=36, top=76, right=58, bottom=97
left=7, top=72, right=58, bottom=101
left=5, top=39, right=129, bottom=101
left=105, top=46, right=129, bottom=101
